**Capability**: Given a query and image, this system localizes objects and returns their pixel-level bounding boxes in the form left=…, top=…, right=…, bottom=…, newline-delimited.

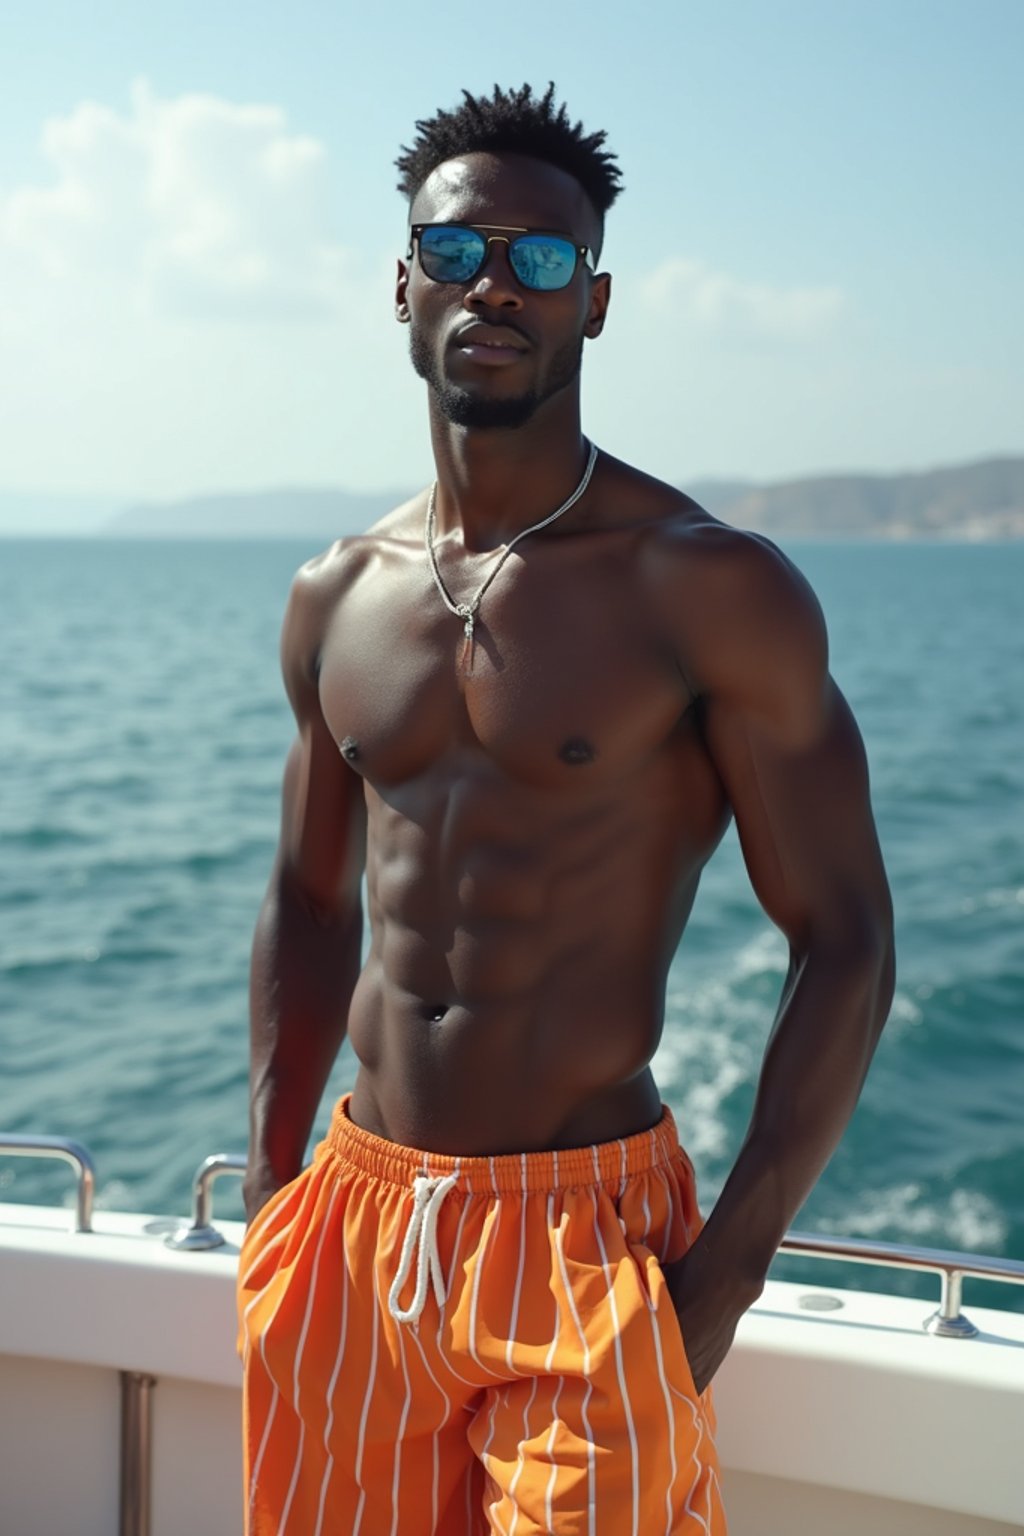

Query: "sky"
left=0, top=0, right=1021, bottom=523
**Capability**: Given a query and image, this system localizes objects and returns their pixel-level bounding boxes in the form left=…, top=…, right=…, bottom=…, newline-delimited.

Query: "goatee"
left=409, top=328, right=583, bottom=430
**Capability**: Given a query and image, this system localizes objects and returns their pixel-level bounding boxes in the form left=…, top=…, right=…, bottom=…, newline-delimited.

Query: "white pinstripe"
left=544, top=1375, right=565, bottom=1530
left=544, top=1196, right=562, bottom=1377
left=653, top=1165, right=675, bottom=1261
left=537, top=1204, right=568, bottom=1529
left=311, top=1220, right=351, bottom=1536
left=676, top=1389, right=711, bottom=1536
left=505, top=1373, right=539, bottom=1536
left=442, top=1159, right=463, bottom=1290
left=590, top=1189, right=641, bottom=1536
left=645, top=1127, right=658, bottom=1236
left=278, top=1182, right=340, bottom=1536
left=617, top=1137, right=628, bottom=1199
left=542, top=1192, right=564, bottom=1526
left=246, top=1326, right=284, bottom=1521
left=661, top=1247, right=712, bottom=1536
left=641, top=1178, right=653, bottom=1245
left=240, top=1188, right=301, bottom=1290
left=553, top=1217, right=596, bottom=1536
left=408, top=1321, right=451, bottom=1532
left=707, top=1464, right=724, bottom=1527
left=394, top=1168, right=456, bottom=1529
left=468, top=1197, right=506, bottom=1383
left=350, top=1256, right=381, bottom=1536
left=644, top=1277, right=680, bottom=1535
left=646, top=1143, right=713, bottom=1533
left=481, top=1387, right=509, bottom=1536
left=437, top=1192, right=483, bottom=1392
left=243, top=1201, right=306, bottom=1522
left=505, top=1154, right=528, bottom=1376
left=389, top=1303, right=413, bottom=1536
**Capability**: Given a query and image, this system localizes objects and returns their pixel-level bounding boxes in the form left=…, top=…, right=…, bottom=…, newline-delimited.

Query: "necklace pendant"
left=458, top=607, right=475, bottom=672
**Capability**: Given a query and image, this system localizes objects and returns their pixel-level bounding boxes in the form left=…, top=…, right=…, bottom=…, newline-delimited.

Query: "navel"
left=559, top=736, right=596, bottom=766
left=340, top=735, right=360, bottom=762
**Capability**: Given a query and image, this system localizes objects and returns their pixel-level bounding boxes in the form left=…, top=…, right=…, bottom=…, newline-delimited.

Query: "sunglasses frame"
left=408, top=223, right=595, bottom=292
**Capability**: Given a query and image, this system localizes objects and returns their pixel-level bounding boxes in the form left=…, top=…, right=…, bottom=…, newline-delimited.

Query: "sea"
left=2, top=537, right=1022, bottom=1314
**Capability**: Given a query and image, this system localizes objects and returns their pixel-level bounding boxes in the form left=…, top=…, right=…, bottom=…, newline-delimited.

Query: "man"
left=237, top=83, right=894, bottom=1536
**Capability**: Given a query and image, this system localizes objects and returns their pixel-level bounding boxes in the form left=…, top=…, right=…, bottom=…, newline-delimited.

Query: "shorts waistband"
left=322, top=1093, right=684, bottom=1196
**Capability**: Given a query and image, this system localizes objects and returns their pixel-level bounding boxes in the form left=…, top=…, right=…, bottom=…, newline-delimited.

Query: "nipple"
left=559, top=736, right=596, bottom=766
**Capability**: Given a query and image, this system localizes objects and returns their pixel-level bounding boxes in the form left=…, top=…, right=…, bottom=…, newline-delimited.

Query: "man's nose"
left=464, top=241, right=523, bottom=310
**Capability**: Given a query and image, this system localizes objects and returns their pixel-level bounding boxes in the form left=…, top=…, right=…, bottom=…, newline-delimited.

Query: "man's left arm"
left=664, top=532, right=896, bottom=1392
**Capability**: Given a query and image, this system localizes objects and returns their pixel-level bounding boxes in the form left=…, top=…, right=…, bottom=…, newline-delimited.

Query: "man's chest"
left=316, top=548, right=693, bottom=792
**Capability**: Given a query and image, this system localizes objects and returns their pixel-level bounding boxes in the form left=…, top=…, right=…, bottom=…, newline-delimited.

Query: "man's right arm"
left=243, top=552, right=366, bottom=1222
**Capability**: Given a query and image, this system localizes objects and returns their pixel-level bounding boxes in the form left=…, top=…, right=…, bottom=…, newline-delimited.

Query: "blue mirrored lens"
left=418, top=226, right=486, bottom=283
left=509, top=234, right=577, bottom=291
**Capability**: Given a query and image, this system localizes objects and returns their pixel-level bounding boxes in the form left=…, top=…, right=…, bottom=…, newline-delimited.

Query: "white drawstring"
left=387, top=1172, right=460, bottom=1326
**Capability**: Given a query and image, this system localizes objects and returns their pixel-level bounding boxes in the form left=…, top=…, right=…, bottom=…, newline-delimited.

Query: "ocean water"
left=1, top=537, right=1022, bottom=1314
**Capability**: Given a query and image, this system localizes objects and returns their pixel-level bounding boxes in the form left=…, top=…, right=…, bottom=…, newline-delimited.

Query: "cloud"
left=0, top=82, right=409, bottom=497
left=1, top=77, right=351, bottom=322
left=639, top=256, right=844, bottom=344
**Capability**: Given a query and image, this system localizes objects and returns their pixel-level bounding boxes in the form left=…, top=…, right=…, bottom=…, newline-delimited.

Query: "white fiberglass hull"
left=1, top=1200, right=1022, bottom=1536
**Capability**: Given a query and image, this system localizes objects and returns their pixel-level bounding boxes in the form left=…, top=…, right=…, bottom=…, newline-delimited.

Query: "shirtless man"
left=238, top=84, right=894, bottom=1536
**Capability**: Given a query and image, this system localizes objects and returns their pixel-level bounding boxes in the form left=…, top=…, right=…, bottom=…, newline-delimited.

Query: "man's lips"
left=451, top=323, right=530, bottom=365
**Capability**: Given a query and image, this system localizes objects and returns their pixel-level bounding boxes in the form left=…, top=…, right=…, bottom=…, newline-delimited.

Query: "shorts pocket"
left=666, top=1298, right=701, bottom=1403
left=628, top=1239, right=701, bottom=1405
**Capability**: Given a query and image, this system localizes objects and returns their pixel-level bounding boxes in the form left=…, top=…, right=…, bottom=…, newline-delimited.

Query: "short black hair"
left=395, top=83, right=623, bottom=228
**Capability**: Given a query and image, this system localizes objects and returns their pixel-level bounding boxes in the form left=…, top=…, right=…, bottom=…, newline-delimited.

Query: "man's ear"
left=395, top=258, right=410, bottom=323
left=583, top=272, right=612, bottom=341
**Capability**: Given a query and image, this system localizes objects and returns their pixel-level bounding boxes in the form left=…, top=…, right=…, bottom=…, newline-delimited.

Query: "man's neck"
left=428, top=398, right=592, bottom=552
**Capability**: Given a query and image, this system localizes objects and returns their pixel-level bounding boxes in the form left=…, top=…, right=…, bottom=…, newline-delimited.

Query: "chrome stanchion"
left=0, top=1135, right=96, bottom=1232
left=119, top=1370, right=156, bottom=1536
left=780, top=1231, right=1024, bottom=1338
left=164, top=1153, right=248, bottom=1251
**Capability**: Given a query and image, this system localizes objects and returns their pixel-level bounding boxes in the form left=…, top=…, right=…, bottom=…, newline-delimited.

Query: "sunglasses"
left=409, top=223, right=595, bottom=293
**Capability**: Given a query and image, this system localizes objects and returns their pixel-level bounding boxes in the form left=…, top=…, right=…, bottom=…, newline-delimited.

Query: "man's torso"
left=307, top=458, right=742, bottom=1153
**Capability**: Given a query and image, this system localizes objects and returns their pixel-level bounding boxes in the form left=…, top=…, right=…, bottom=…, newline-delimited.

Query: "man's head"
left=394, top=85, right=622, bottom=431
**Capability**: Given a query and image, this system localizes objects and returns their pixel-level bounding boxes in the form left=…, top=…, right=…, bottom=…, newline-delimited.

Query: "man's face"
left=396, top=152, right=611, bottom=430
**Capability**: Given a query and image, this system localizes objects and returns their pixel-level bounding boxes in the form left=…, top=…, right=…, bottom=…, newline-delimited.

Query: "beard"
left=409, top=326, right=584, bottom=429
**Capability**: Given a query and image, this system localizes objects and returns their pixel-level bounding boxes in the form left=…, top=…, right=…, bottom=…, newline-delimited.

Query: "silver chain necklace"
left=425, top=440, right=598, bottom=671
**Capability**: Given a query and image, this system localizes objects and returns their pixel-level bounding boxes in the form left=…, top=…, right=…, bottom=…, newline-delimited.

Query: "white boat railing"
left=778, top=1229, right=1024, bottom=1338
left=3, top=1134, right=1022, bottom=1336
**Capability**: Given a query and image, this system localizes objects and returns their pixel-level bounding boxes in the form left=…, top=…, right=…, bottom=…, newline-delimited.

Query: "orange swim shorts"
left=237, top=1094, right=727, bottom=1535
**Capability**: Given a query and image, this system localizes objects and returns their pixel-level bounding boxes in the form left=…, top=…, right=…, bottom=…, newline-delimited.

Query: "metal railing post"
left=780, top=1231, right=1024, bottom=1336
left=0, top=1135, right=96, bottom=1231
left=164, top=1153, right=248, bottom=1251
left=119, top=1370, right=156, bottom=1536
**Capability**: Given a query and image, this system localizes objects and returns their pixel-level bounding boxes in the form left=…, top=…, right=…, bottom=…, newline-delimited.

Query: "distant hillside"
left=103, top=486, right=408, bottom=539
left=97, top=456, right=1024, bottom=540
left=712, top=457, right=1024, bottom=539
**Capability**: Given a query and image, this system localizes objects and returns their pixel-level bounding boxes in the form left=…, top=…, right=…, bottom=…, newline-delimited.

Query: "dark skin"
left=244, top=151, right=895, bottom=1394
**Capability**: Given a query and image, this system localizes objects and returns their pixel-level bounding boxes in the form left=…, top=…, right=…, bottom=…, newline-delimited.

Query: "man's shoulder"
left=622, top=471, right=827, bottom=704
left=601, top=454, right=793, bottom=580
left=288, top=492, right=426, bottom=610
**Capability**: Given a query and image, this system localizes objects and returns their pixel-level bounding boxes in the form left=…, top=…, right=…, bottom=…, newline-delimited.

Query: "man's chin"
left=434, top=385, right=539, bottom=430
